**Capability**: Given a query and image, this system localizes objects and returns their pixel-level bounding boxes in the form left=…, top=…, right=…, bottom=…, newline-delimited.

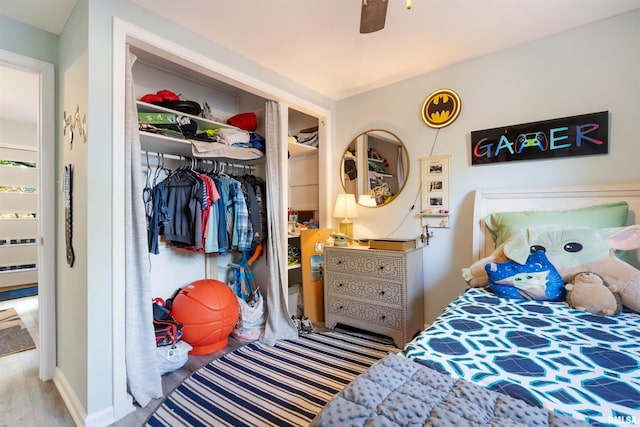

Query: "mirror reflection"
left=341, top=129, right=409, bottom=207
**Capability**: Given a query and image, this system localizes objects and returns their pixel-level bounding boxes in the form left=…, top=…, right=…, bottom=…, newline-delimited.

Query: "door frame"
left=0, top=49, right=56, bottom=380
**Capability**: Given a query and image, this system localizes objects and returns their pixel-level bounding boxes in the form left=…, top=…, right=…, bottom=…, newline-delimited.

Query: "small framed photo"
left=420, top=155, right=451, bottom=227
left=429, top=180, right=443, bottom=191
left=428, top=162, right=443, bottom=174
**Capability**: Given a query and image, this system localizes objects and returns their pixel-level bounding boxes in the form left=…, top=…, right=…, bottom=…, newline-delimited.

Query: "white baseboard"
left=53, top=367, right=123, bottom=427
left=85, top=406, right=117, bottom=427
left=54, top=367, right=86, bottom=427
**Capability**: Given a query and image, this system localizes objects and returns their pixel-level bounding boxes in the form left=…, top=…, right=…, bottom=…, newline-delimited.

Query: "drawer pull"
left=337, top=260, right=343, bottom=265
left=338, top=283, right=344, bottom=287
left=380, top=315, right=386, bottom=320
left=379, top=266, right=384, bottom=270
left=380, top=291, right=385, bottom=296
left=338, top=305, right=344, bottom=310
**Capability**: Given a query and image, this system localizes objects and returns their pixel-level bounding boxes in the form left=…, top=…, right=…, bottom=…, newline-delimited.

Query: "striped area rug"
left=146, top=331, right=398, bottom=427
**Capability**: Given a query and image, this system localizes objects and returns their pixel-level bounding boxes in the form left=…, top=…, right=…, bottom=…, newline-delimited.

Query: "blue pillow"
left=485, top=251, right=565, bottom=301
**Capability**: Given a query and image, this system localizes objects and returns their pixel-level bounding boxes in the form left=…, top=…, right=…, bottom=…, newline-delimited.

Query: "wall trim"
left=54, top=368, right=87, bottom=427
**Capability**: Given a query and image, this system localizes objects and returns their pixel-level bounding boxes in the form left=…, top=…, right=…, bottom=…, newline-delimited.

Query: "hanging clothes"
left=163, top=169, right=203, bottom=249
left=147, top=180, right=168, bottom=255
left=145, top=158, right=265, bottom=256
left=236, top=175, right=263, bottom=247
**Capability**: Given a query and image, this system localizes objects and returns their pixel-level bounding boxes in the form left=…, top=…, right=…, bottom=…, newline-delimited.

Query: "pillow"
left=485, top=251, right=565, bottom=301
left=485, top=202, right=629, bottom=247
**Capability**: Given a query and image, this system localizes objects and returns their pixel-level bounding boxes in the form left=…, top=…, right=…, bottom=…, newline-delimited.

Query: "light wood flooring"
left=0, top=296, right=74, bottom=427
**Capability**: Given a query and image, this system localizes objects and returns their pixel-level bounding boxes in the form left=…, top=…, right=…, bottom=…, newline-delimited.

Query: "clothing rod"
left=142, top=150, right=255, bottom=170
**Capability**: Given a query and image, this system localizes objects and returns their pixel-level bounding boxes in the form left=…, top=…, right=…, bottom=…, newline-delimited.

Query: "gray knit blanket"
left=310, top=353, right=590, bottom=426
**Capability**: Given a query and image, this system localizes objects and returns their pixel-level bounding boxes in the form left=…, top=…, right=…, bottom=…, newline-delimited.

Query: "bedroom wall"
left=57, top=0, right=91, bottom=418
left=0, top=16, right=58, bottom=64
left=335, top=9, right=640, bottom=325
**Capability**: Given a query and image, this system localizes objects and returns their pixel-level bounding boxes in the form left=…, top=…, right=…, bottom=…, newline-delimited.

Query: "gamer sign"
left=471, top=111, right=609, bottom=165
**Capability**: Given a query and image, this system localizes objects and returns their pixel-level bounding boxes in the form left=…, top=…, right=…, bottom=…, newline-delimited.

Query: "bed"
left=312, top=184, right=640, bottom=426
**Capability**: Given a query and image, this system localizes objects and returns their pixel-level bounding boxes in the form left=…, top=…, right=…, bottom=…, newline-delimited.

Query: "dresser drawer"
left=324, top=249, right=406, bottom=282
left=325, top=297, right=402, bottom=330
left=325, top=273, right=402, bottom=306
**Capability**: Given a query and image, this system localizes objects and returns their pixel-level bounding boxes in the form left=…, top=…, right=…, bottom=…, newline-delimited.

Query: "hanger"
left=152, top=152, right=166, bottom=187
left=143, top=151, right=153, bottom=218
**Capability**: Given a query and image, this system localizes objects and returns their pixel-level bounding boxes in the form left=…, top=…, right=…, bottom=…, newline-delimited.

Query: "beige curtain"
left=124, top=45, right=162, bottom=406
left=262, top=100, right=298, bottom=345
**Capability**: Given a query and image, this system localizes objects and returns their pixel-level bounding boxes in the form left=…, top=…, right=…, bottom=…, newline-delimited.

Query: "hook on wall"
left=63, top=105, right=87, bottom=149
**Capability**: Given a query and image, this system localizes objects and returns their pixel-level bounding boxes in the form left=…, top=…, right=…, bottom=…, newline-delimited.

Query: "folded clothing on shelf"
left=140, top=89, right=202, bottom=116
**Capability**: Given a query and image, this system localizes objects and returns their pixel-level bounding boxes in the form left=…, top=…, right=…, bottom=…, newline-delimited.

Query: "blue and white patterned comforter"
left=403, top=288, right=640, bottom=426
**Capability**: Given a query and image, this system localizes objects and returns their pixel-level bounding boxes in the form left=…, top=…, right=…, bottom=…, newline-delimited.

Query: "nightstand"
left=323, top=245, right=424, bottom=347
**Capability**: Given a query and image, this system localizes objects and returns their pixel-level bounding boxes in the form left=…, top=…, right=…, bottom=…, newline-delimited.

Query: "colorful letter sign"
left=470, top=111, right=608, bottom=165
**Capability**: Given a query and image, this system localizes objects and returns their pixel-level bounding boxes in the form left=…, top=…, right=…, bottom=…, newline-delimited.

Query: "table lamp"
left=333, top=193, right=358, bottom=238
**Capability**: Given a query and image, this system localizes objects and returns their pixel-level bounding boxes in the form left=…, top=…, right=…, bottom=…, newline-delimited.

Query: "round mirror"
left=341, top=129, right=410, bottom=207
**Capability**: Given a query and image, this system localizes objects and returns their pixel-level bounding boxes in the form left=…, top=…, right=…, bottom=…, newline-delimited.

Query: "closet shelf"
left=136, top=100, right=239, bottom=131
left=288, top=141, right=317, bottom=158
left=140, top=132, right=264, bottom=163
left=140, top=132, right=191, bottom=156
left=137, top=100, right=264, bottom=162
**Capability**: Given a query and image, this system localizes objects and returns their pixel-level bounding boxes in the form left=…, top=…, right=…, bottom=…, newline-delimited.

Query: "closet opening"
left=112, top=20, right=331, bottom=420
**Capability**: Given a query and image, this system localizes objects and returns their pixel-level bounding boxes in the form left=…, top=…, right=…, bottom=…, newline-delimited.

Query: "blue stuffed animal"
left=485, top=250, right=565, bottom=301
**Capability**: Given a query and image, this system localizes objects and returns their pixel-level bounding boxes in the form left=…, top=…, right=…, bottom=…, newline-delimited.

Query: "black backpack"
left=152, top=299, right=183, bottom=347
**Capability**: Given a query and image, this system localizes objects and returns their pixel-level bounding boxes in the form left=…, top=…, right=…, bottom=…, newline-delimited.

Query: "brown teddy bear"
left=565, top=271, right=622, bottom=316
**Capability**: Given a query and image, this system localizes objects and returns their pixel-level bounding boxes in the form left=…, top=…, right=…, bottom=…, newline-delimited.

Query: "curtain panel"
left=124, top=45, right=163, bottom=406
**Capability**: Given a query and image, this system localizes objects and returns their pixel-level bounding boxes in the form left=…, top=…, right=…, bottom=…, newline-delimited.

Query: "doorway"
left=0, top=49, right=55, bottom=381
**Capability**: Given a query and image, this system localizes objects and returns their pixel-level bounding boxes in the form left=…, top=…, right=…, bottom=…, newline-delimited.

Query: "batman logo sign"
left=421, top=89, right=461, bottom=129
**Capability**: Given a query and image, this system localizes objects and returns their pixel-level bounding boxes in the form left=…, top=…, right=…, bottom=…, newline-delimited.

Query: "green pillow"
left=485, top=201, right=629, bottom=247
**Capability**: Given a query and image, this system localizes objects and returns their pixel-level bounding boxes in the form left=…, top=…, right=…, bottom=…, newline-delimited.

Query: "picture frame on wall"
left=420, top=155, right=451, bottom=228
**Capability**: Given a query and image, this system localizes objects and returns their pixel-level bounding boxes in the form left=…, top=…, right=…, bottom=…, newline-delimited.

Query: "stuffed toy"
left=485, top=251, right=565, bottom=301
left=565, top=271, right=622, bottom=316
left=462, top=225, right=640, bottom=312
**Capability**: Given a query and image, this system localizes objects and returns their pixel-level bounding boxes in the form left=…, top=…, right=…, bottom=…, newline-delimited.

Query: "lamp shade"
left=333, top=193, right=359, bottom=219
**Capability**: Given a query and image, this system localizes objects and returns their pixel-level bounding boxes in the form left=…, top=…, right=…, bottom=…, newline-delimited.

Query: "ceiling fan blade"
left=360, top=0, right=388, bottom=34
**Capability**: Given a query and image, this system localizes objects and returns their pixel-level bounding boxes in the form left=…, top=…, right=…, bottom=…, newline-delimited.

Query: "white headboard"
left=472, top=183, right=640, bottom=261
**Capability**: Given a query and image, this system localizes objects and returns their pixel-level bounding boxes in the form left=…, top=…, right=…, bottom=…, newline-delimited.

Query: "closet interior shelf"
left=136, top=100, right=238, bottom=131
left=140, top=132, right=264, bottom=163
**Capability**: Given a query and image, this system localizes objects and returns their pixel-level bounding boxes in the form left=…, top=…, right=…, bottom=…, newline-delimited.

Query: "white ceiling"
left=129, top=0, right=640, bottom=100
left=0, top=0, right=77, bottom=35
left=1, top=0, right=639, bottom=122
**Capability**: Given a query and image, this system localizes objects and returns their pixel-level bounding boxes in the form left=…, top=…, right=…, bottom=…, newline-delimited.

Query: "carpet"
left=0, top=307, right=36, bottom=358
left=146, top=331, right=399, bottom=427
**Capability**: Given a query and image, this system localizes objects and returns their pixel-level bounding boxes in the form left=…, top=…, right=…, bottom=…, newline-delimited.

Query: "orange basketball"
left=171, top=279, right=239, bottom=355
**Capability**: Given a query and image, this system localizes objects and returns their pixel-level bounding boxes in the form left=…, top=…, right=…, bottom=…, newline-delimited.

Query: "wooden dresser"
left=323, top=245, right=424, bottom=347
